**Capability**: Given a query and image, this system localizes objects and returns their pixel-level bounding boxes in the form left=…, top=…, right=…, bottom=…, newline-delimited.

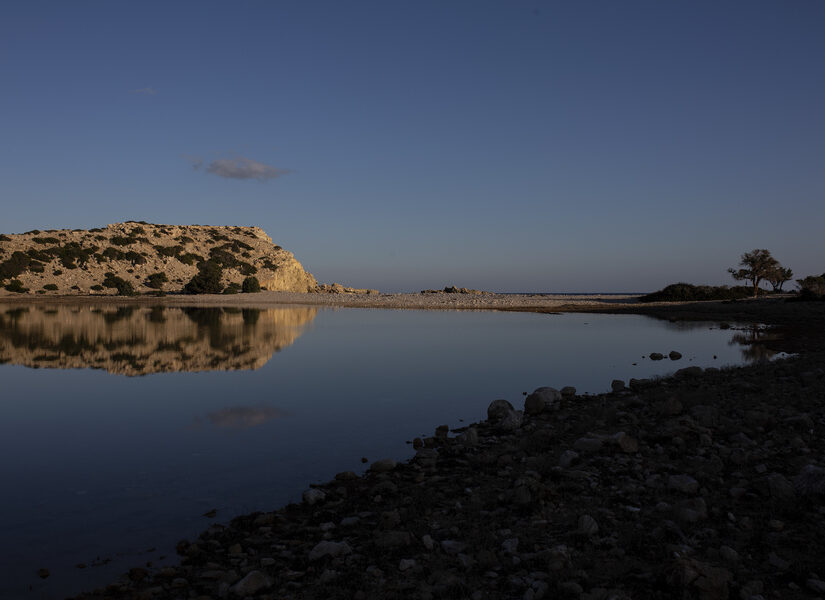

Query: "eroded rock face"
left=0, top=304, right=317, bottom=375
left=0, top=222, right=317, bottom=295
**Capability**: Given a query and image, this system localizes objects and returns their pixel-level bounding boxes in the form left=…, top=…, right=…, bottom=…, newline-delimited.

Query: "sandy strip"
left=0, top=291, right=641, bottom=311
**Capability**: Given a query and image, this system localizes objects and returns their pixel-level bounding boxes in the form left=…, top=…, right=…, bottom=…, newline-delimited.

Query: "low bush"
left=102, top=247, right=126, bottom=261
left=26, top=248, right=51, bottom=262
left=102, top=273, right=136, bottom=296
left=639, top=283, right=754, bottom=303
left=208, top=248, right=240, bottom=268
left=177, top=252, right=204, bottom=266
left=90, top=284, right=104, bottom=291
left=49, top=242, right=97, bottom=268
left=242, top=276, right=261, bottom=293
left=239, top=262, right=257, bottom=276
left=183, top=260, right=223, bottom=294
left=5, top=279, right=29, bottom=293
left=795, top=274, right=825, bottom=301
left=124, top=250, right=147, bottom=265
left=42, top=283, right=58, bottom=291
left=223, top=282, right=242, bottom=294
left=0, top=251, right=36, bottom=280
left=146, top=272, right=168, bottom=290
left=154, top=244, right=183, bottom=258
left=110, top=236, right=136, bottom=246
left=0, top=234, right=11, bottom=242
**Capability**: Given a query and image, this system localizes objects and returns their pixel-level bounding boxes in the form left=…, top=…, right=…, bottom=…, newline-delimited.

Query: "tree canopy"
left=727, top=249, right=784, bottom=298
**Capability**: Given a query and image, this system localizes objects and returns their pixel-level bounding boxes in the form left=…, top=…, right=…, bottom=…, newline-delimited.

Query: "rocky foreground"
left=71, top=300, right=825, bottom=600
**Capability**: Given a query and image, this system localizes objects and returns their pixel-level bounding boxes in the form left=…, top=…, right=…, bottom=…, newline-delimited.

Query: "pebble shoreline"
left=50, top=297, right=825, bottom=599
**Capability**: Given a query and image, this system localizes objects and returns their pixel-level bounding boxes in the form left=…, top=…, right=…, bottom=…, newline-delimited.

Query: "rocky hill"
left=0, top=222, right=317, bottom=296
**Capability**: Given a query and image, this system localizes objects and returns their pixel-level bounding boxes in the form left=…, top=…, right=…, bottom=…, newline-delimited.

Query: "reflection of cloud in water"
left=205, top=406, right=287, bottom=429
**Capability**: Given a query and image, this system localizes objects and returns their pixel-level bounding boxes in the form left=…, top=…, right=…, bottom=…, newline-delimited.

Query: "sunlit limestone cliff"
left=0, top=222, right=317, bottom=295
left=0, top=304, right=318, bottom=375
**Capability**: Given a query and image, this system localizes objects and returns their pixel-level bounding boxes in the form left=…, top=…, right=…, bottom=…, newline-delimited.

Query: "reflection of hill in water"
left=0, top=304, right=317, bottom=375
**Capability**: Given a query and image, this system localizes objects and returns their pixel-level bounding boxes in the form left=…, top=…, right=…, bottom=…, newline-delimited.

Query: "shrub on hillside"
left=146, top=272, right=168, bottom=290
left=0, top=251, right=36, bottom=280
left=110, top=236, right=135, bottom=246
left=183, top=260, right=223, bottom=294
left=223, top=282, right=242, bottom=294
left=42, top=284, right=58, bottom=291
left=32, top=237, right=60, bottom=245
left=242, top=276, right=261, bottom=293
left=239, top=262, right=258, bottom=276
left=102, top=247, right=126, bottom=261
left=4, top=279, right=29, bottom=293
left=49, top=242, right=97, bottom=268
left=177, top=252, right=204, bottom=266
left=102, top=273, right=136, bottom=296
left=0, top=234, right=11, bottom=242
left=124, top=250, right=147, bottom=265
left=639, top=283, right=754, bottom=303
left=154, top=244, right=184, bottom=258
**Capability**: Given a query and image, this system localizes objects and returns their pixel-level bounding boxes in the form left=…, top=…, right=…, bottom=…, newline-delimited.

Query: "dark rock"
left=487, top=399, right=514, bottom=421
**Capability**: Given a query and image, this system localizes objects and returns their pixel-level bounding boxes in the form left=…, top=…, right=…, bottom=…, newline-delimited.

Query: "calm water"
left=0, top=304, right=778, bottom=599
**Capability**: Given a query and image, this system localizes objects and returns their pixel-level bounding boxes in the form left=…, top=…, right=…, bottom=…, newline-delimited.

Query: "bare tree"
left=728, top=249, right=779, bottom=298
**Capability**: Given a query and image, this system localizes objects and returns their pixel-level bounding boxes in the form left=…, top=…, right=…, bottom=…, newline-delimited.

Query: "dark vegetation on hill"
left=793, top=274, right=825, bottom=301
left=639, top=283, right=755, bottom=303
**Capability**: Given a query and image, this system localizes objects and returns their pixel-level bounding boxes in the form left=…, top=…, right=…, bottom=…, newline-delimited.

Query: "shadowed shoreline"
left=12, top=294, right=825, bottom=599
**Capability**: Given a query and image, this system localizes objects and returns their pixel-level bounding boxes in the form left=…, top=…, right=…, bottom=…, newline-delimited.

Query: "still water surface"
left=0, top=303, right=776, bottom=598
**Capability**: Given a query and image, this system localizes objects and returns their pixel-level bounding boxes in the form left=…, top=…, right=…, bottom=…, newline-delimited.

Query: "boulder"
left=560, top=386, right=577, bottom=398
left=524, top=387, right=561, bottom=414
left=309, top=541, right=352, bottom=561
left=302, top=488, right=326, bottom=505
left=370, top=458, right=397, bottom=473
left=231, top=571, right=272, bottom=596
left=794, top=464, right=825, bottom=498
left=487, top=399, right=515, bottom=421
left=497, top=410, right=524, bottom=431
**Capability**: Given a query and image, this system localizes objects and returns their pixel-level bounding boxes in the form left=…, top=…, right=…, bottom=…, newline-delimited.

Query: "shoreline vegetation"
left=27, top=293, right=819, bottom=599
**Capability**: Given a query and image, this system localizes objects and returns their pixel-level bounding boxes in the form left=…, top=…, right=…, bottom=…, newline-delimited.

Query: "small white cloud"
left=206, top=156, right=291, bottom=181
left=130, top=87, right=158, bottom=95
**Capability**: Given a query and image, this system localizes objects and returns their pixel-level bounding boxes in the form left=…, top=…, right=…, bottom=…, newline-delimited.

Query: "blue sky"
left=2, top=1, right=823, bottom=292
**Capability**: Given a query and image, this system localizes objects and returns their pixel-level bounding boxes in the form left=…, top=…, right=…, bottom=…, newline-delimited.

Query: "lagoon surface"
left=0, top=304, right=776, bottom=599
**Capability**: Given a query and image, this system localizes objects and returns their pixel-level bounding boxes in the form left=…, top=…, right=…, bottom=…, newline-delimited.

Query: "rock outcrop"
left=0, top=222, right=317, bottom=295
left=315, top=283, right=379, bottom=295
left=420, top=286, right=488, bottom=295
